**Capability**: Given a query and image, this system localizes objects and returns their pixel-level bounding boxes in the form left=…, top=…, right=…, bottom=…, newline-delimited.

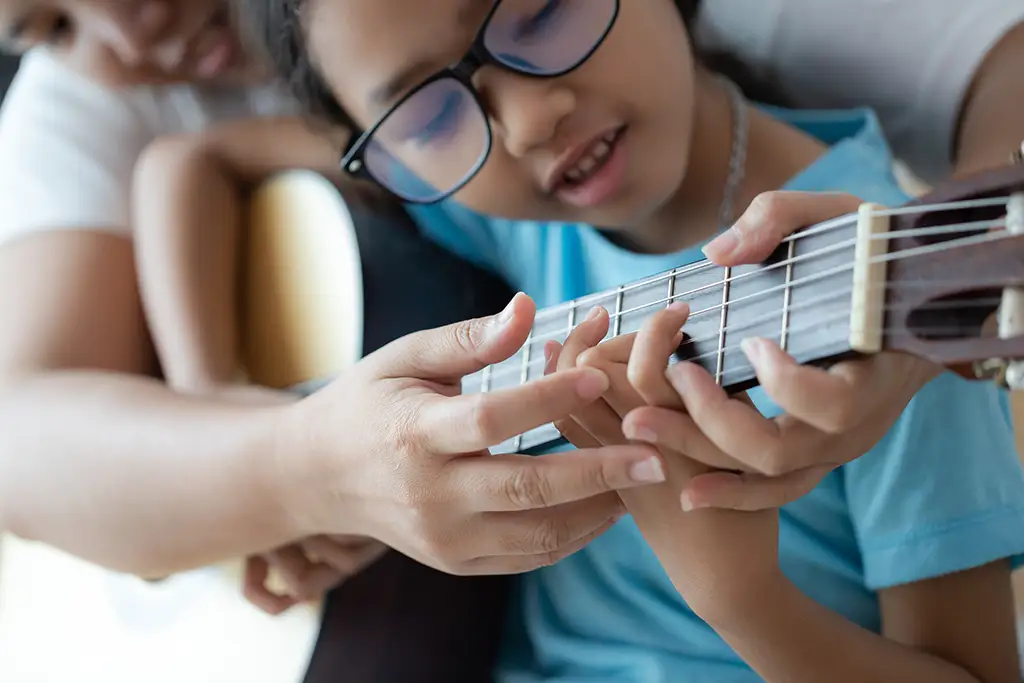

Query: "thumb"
left=370, top=292, right=536, bottom=380
left=703, top=191, right=863, bottom=265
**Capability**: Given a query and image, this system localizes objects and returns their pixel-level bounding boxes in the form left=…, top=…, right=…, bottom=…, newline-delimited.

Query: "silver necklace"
left=716, top=76, right=749, bottom=230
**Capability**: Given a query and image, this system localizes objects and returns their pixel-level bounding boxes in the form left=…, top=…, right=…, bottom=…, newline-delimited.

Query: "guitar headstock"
left=875, top=152, right=1024, bottom=389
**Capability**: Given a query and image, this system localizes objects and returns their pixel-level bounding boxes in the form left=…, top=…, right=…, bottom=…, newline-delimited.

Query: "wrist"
left=266, top=398, right=363, bottom=539
left=687, top=565, right=792, bottom=630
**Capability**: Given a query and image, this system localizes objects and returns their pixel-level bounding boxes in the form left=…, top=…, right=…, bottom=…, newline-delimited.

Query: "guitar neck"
left=464, top=214, right=862, bottom=455
left=462, top=164, right=1024, bottom=457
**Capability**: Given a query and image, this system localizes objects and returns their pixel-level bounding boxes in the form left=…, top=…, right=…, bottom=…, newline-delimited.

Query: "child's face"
left=308, top=0, right=698, bottom=227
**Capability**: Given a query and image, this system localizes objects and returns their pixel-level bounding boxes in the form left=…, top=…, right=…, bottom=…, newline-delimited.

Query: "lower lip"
left=555, top=128, right=628, bottom=209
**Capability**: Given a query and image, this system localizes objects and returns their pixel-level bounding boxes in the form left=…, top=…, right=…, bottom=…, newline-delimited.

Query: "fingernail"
left=496, top=294, right=521, bottom=326
left=575, top=369, right=609, bottom=400
left=629, top=456, right=665, bottom=483
left=543, top=341, right=558, bottom=375
left=623, top=423, right=657, bottom=444
left=740, top=337, right=767, bottom=368
left=666, top=301, right=689, bottom=314
left=585, top=306, right=604, bottom=322
left=702, top=229, right=739, bottom=261
left=680, top=490, right=706, bottom=512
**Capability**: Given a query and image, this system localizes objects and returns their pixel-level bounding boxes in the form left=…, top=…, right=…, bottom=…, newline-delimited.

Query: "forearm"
left=0, top=370, right=302, bottom=577
left=134, top=140, right=244, bottom=390
left=705, top=578, right=979, bottom=683
left=954, top=21, right=1024, bottom=176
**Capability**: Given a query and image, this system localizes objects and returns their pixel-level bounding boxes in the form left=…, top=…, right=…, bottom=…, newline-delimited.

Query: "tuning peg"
left=996, top=191, right=1024, bottom=391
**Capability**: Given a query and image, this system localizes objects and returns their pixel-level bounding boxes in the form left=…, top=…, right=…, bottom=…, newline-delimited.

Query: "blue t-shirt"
left=407, top=108, right=1024, bottom=682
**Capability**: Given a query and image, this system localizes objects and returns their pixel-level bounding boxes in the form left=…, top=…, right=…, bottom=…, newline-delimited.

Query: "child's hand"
left=242, top=535, right=387, bottom=614
left=630, top=191, right=939, bottom=512
left=545, top=309, right=782, bottom=614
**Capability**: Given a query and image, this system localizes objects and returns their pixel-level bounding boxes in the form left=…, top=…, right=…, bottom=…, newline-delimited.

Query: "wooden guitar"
left=0, top=170, right=514, bottom=683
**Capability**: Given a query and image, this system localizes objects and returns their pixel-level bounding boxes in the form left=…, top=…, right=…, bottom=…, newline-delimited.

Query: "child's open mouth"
left=554, top=126, right=628, bottom=209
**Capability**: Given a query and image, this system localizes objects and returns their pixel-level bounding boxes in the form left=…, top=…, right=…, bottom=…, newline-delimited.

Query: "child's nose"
left=483, top=72, right=576, bottom=159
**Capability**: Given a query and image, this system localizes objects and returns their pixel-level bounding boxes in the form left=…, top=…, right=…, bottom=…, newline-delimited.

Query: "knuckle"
left=576, top=346, right=604, bottom=369
left=536, top=550, right=563, bottom=570
left=748, top=191, right=785, bottom=227
left=756, top=441, right=788, bottom=477
left=503, top=466, right=552, bottom=509
left=583, top=459, right=615, bottom=495
left=526, top=517, right=566, bottom=554
left=627, top=362, right=656, bottom=397
left=466, top=393, right=500, bottom=445
left=452, top=319, right=483, bottom=355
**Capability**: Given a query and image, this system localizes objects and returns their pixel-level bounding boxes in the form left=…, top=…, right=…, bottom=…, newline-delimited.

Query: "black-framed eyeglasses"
left=339, top=0, right=619, bottom=204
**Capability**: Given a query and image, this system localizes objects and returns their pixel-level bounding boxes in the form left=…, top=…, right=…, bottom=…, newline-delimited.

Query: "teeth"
left=562, top=134, right=617, bottom=186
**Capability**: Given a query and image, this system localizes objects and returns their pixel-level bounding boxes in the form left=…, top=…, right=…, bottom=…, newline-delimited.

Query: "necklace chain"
left=716, top=76, right=749, bottom=230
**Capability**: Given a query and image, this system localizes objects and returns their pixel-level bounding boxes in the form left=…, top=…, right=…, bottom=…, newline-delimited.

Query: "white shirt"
left=0, top=49, right=296, bottom=243
left=694, top=0, right=1024, bottom=182
left=1, top=0, right=1022, bottom=243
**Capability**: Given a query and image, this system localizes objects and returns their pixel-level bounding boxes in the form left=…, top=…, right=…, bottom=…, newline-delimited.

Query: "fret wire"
left=519, top=220, right=1003, bottom=354
left=666, top=268, right=676, bottom=308
left=567, top=303, right=576, bottom=339
left=526, top=201, right=1007, bottom=327
left=514, top=295, right=1000, bottom=429
left=519, top=331, right=532, bottom=388
left=472, top=229, right=1012, bottom=389
left=613, top=285, right=624, bottom=337
left=780, top=238, right=796, bottom=352
left=479, top=274, right=1005, bottom=391
left=503, top=301, right=1000, bottom=453
left=480, top=364, right=492, bottom=393
left=715, top=266, right=730, bottom=385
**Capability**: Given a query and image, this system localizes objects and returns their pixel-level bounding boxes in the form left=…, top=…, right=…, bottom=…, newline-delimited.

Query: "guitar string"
left=520, top=217, right=1006, bottom=347
left=472, top=280, right=1002, bottom=388
left=500, top=299, right=998, bottom=446
left=507, top=219, right=1003, bottom=360
left=467, top=295, right=1004, bottom=391
left=529, top=195, right=1011, bottom=326
left=471, top=227, right=1013, bottom=387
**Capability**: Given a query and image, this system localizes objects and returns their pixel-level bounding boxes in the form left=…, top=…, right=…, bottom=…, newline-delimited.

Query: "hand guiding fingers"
left=538, top=191, right=937, bottom=516
left=293, top=186, right=937, bottom=581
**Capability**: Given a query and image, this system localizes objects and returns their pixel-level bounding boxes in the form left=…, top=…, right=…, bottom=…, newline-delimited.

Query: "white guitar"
left=0, top=170, right=365, bottom=683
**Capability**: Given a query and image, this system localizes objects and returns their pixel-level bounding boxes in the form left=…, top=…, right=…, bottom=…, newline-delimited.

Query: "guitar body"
left=0, top=170, right=515, bottom=683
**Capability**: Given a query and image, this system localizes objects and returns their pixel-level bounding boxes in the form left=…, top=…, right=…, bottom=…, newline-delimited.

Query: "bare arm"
left=133, top=116, right=344, bottom=393
left=0, top=231, right=303, bottom=577
left=954, top=20, right=1024, bottom=175
left=705, top=561, right=1019, bottom=683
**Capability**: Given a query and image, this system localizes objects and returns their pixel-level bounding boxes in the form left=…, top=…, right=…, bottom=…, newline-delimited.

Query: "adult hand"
left=242, top=536, right=388, bottom=615
left=276, top=293, right=666, bottom=576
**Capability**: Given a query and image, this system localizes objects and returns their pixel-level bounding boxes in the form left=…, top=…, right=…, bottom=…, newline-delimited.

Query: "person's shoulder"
left=0, top=49, right=159, bottom=240
left=2, top=48, right=140, bottom=118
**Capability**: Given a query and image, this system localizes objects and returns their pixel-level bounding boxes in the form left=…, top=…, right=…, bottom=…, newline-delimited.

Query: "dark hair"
left=240, top=0, right=781, bottom=131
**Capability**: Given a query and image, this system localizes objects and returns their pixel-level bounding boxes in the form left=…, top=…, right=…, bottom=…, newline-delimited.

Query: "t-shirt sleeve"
left=694, top=0, right=1024, bottom=181
left=0, top=49, right=154, bottom=243
left=843, top=372, right=1024, bottom=590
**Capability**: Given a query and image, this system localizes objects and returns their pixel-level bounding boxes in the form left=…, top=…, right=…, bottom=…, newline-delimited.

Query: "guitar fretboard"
left=462, top=216, right=861, bottom=454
